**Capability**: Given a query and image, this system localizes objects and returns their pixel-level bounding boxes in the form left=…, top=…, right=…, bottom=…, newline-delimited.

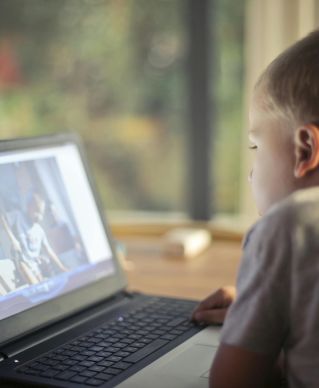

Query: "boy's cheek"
left=248, top=169, right=253, bottom=184
left=251, top=184, right=265, bottom=215
left=249, top=165, right=271, bottom=214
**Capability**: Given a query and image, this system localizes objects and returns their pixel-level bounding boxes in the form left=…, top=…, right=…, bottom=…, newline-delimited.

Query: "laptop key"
left=112, top=361, right=132, bottom=370
left=77, top=342, right=91, bottom=349
left=97, top=360, right=114, bottom=367
left=86, top=378, right=104, bottom=386
left=70, top=375, right=89, bottom=384
left=107, top=338, right=118, bottom=343
left=170, top=329, right=185, bottom=335
left=73, top=354, right=87, bottom=361
left=38, top=359, right=58, bottom=367
left=160, top=334, right=178, bottom=341
left=128, top=334, right=142, bottom=340
left=63, top=359, right=78, bottom=366
left=106, top=355, right=122, bottom=362
left=131, top=342, right=147, bottom=348
left=103, top=346, right=118, bottom=353
left=114, top=351, right=130, bottom=357
left=88, top=337, right=101, bottom=344
left=140, top=338, right=152, bottom=344
left=63, top=350, right=76, bottom=357
left=120, top=338, right=135, bottom=344
left=54, top=348, right=65, bottom=354
left=40, top=369, right=60, bottom=378
left=50, top=354, right=67, bottom=361
left=90, top=346, right=104, bottom=352
left=82, top=350, right=95, bottom=356
left=167, top=317, right=187, bottom=327
left=96, top=351, right=112, bottom=358
left=53, top=364, right=69, bottom=371
left=29, top=362, right=48, bottom=371
left=124, top=346, right=138, bottom=353
left=89, top=365, right=105, bottom=372
left=99, top=341, right=112, bottom=347
left=104, top=367, right=122, bottom=376
left=24, top=369, right=39, bottom=376
left=80, top=370, right=97, bottom=378
left=112, top=342, right=127, bottom=348
left=88, top=356, right=104, bottom=362
left=79, top=360, right=95, bottom=367
left=124, top=339, right=168, bottom=363
left=151, top=329, right=166, bottom=335
left=95, top=372, right=113, bottom=381
left=70, top=365, right=86, bottom=372
left=56, top=370, right=77, bottom=380
left=145, top=333, right=160, bottom=340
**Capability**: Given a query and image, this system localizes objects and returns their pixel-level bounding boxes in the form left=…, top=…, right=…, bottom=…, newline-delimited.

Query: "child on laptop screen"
left=193, top=29, right=319, bottom=387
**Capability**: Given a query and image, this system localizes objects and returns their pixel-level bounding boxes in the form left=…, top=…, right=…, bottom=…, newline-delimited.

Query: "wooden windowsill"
left=108, top=211, right=254, bottom=242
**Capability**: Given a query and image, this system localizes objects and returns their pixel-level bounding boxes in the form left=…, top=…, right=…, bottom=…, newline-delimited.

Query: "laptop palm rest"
left=117, top=326, right=219, bottom=388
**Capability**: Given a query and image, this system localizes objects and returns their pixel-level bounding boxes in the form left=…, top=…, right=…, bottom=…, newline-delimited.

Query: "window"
left=0, top=0, right=245, bottom=219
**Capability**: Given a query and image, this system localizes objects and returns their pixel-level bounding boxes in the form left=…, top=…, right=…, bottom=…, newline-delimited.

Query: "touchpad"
left=157, top=344, right=217, bottom=379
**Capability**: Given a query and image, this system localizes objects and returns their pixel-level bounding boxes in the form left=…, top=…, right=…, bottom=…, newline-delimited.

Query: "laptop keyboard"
left=16, top=297, right=201, bottom=386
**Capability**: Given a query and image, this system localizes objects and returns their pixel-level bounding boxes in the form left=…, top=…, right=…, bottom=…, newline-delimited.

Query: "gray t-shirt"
left=221, top=187, right=319, bottom=388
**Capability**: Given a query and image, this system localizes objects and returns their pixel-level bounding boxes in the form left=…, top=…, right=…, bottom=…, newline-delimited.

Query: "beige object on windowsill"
left=115, top=227, right=212, bottom=263
left=161, top=227, right=211, bottom=259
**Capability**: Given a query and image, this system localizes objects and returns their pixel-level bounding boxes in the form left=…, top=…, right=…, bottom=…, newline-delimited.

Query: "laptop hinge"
left=122, top=290, right=139, bottom=298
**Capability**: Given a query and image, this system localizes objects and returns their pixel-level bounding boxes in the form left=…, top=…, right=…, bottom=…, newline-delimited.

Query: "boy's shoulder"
left=223, top=190, right=319, bottom=360
left=244, top=187, right=319, bottom=249
left=269, top=186, right=319, bottom=215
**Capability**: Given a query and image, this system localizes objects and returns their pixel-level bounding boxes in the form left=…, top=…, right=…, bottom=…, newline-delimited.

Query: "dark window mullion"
left=187, top=0, right=212, bottom=220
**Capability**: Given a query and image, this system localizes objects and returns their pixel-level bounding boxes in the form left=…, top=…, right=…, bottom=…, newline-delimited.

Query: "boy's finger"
left=195, top=293, right=221, bottom=310
left=197, top=297, right=218, bottom=309
left=191, top=297, right=221, bottom=319
left=192, top=308, right=228, bottom=325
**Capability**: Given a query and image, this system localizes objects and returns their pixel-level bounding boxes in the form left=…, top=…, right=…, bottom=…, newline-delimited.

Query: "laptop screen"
left=0, top=142, right=115, bottom=321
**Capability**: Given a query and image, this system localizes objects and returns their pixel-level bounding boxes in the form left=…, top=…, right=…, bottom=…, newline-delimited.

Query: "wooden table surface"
left=123, top=238, right=243, bottom=301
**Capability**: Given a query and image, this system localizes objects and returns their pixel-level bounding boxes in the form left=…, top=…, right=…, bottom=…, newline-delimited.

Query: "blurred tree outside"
left=0, top=0, right=244, bottom=217
left=211, top=0, right=245, bottom=214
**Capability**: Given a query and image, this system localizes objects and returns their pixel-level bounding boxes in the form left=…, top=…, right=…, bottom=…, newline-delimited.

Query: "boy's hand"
left=192, top=286, right=236, bottom=325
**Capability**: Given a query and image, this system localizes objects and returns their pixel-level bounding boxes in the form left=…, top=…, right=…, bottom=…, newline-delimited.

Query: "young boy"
left=193, top=29, right=319, bottom=387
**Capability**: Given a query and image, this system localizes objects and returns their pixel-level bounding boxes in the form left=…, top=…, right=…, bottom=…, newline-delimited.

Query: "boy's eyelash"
left=248, top=145, right=257, bottom=150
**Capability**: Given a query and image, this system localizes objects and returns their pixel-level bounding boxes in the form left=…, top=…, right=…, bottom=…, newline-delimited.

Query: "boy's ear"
left=294, top=124, right=319, bottom=178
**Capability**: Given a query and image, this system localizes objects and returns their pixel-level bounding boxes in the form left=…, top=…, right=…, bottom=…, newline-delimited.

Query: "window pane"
left=0, top=0, right=187, bottom=213
left=211, top=0, right=245, bottom=214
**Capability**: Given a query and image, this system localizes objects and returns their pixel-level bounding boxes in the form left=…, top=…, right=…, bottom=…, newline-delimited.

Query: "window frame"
left=187, top=0, right=213, bottom=220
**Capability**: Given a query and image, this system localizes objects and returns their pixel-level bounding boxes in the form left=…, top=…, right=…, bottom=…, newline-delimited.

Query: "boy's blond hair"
left=255, top=29, right=319, bottom=127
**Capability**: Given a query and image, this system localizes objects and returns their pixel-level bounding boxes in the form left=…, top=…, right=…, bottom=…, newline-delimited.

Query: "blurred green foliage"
left=212, top=0, right=245, bottom=213
left=0, top=0, right=244, bottom=215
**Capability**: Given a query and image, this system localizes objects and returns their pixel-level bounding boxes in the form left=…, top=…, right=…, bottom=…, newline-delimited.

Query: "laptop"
left=0, top=133, right=220, bottom=387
